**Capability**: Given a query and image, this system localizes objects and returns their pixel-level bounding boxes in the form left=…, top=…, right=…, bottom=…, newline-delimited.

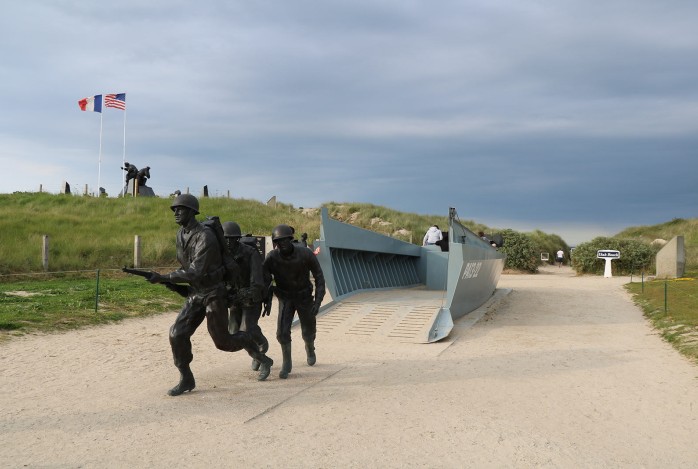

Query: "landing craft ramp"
left=316, top=287, right=450, bottom=344
left=313, top=207, right=506, bottom=343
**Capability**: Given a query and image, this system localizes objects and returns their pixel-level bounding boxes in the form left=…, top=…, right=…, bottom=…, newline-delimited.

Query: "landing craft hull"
left=444, top=207, right=506, bottom=321
left=314, top=207, right=505, bottom=343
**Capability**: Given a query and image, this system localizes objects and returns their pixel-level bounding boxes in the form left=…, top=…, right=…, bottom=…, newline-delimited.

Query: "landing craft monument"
left=313, top=207, right=506, bottom=343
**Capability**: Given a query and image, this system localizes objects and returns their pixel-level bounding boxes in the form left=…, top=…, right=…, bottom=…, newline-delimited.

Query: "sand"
left=1, top=265, right=697, bottom=468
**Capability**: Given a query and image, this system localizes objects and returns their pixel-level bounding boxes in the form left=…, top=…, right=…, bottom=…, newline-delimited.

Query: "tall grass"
left=1, top=193, right=696, bottom=275
left=615, top=218, right=698, bottom=269
left=323, top=201, right=490, bottom=243
left=0, top=194, right=496, bottom=274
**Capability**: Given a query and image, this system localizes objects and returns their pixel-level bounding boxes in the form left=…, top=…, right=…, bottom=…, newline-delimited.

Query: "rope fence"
left=628, top=275, right=696, bottom=314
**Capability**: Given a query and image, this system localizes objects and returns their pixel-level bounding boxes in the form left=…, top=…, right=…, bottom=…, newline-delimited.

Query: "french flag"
left=78, top=95, right=103, bottom=113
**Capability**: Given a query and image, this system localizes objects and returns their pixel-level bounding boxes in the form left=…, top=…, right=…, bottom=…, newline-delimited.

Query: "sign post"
left=597, top=250, right=620, bottom=278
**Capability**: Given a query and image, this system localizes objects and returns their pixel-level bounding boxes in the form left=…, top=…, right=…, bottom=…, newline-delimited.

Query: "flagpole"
left=121, top=106, right=127, bottom=197
left=98, top=111, right=103, bottom=196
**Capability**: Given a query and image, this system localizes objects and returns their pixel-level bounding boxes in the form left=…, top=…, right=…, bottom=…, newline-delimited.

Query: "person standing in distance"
left=556, top=248, right=565, bottom=268
left=148, top=194, right=274, bottom=396
left=222, top=221, right=269, bottom=371
left=263, top=224, right=326, bottom=379
left=422, top=224, right=443, bottom=246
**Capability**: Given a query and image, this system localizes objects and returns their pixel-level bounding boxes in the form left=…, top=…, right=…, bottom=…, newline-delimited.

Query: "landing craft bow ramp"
left=312, top=208, right=506, bottom=343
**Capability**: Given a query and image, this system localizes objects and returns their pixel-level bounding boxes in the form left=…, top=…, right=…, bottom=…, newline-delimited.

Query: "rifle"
left=122, top=267, right=189, bottom=298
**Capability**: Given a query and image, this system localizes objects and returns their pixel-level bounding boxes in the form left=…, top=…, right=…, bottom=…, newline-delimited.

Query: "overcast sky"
left=1, top=1, right=696, bottom=244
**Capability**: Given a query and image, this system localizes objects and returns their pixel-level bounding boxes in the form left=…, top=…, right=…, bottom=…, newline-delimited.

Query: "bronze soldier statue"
left=222, top=221, right=269, bottom=372
left=263, top=224, right=325, bottom=379
left=121, top=162, right=138, bottom=186
left=148, top=194, right=274, bottom=396
left=136, top=166, right=151, bottom=186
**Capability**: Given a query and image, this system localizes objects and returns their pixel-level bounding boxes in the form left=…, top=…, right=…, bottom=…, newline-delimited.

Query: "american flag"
left=105, top=93, right=126, bottom=110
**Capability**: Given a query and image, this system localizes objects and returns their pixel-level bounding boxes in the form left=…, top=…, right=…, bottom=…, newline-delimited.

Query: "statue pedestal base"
left=123, top=180, right=155, bottom=197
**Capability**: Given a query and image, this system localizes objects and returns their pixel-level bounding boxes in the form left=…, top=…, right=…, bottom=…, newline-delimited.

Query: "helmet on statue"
left=222, top=221, right=242, bottom=238
left=272, top=224, right=294, bottom=242
left=170, top=193, right=199, bottom=214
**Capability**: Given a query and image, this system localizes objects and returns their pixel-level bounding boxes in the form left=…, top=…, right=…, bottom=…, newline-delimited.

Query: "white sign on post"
left=597, top=250, right=620, bottom=278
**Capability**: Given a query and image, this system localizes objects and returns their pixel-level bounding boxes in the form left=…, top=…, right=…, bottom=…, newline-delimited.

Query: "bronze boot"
left=279, top=343, right=292, bottom=379
left=305, top=340, right=316, bottom=366
left=168, top=365, right=195, bottom=396
left=256, top=354, right=273, bottom=381
left=251, top=336, right=269, bottom=371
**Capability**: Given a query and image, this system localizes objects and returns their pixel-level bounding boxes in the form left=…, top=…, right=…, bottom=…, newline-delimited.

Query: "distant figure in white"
left=423, top=225, right=443, bottom=246
left=556, top=249, right=564, bottom=267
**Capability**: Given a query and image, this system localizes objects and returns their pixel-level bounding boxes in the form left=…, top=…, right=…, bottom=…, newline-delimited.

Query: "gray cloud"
left=1, top=0, right=697, bottom=244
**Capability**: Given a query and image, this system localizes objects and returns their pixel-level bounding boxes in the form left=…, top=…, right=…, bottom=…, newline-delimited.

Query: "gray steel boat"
left=313, top=207, right=506, bottom=343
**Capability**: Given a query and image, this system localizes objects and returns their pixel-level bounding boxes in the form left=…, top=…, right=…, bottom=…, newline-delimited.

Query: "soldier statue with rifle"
left=126, top=193, right=274, bottom=396
left=120, top=162, right=138, bottom=186
left=222, top=221, right=269, bottom=372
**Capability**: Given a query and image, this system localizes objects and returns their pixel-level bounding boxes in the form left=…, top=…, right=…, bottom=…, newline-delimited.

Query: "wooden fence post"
left=134, top=235, right=141, bottom=268
left=42, top=235, right=49, bottom=271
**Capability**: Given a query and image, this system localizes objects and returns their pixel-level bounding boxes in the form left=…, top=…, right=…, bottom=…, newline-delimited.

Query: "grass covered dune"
left=0, top=192, right=497, bottom=275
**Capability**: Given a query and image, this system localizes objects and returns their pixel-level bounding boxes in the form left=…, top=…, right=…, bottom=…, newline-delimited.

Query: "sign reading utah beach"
left=597, top=250, right=620, bottom=277
left=597, top=250, right=620, bottom=259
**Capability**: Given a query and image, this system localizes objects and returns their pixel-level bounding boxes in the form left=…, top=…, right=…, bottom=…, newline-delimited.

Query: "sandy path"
left=1, top=266, right=697, bottom=468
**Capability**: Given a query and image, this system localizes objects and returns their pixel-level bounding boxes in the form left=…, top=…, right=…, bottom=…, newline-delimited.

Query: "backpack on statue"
left=201, top=216, right=240, bottom=284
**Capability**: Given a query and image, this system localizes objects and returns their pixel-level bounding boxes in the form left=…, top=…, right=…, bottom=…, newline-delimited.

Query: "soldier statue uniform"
left=222, top=221, right=269, bottom=371
left=121, top=162, right=138, bottom=185
left=263, top=224, right=325, bottom=379
left=148, top=194, right=274, bottom=396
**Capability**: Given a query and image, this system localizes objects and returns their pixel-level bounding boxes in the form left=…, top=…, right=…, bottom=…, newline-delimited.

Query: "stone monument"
left=656, top=236, right=685, bottom=279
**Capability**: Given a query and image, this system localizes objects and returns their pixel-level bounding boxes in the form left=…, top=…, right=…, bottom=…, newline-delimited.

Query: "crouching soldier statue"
left=263, top=224, right=325, bottom=379
left=223, top=221, right=270, bottom=371
left=148, top=194, right=274, bottom=396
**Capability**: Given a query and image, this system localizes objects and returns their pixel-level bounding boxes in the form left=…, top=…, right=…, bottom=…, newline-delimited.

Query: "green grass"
left=625, top=270, right=698, bottom=363
left=0, top=271, right=181, bottom=339
left=618, top=211, right=698, bottom=364
left=0, top=193, right=499, bottom=274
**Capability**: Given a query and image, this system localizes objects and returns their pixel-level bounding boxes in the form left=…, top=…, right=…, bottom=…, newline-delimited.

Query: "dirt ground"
left=1, top=266, right=697, bottom=468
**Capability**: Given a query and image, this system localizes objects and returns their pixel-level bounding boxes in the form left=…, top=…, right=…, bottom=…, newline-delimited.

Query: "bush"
left=500, top=229, right=538, bottom=273
left=528, top=229, right=569, bottom=266
left=571, top=237, right=656, bottom=275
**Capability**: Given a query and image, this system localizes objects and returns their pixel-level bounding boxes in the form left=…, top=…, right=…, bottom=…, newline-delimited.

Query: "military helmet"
left=170, top=193, right=199, bottom=214
left=222, top=221, right=242, bottom=238
left=272, top=224, right=294, bottom=241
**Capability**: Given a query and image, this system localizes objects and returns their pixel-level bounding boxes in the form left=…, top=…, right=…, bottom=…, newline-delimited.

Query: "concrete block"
left=655, top=236, right=685, bottom=279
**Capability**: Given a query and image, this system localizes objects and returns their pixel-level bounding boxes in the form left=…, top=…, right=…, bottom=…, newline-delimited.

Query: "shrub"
left=571, top=237, right=656, bottom=275
left=500, top=229, right=538, bottom=273
left=528, top=229, right=569, bottom=266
